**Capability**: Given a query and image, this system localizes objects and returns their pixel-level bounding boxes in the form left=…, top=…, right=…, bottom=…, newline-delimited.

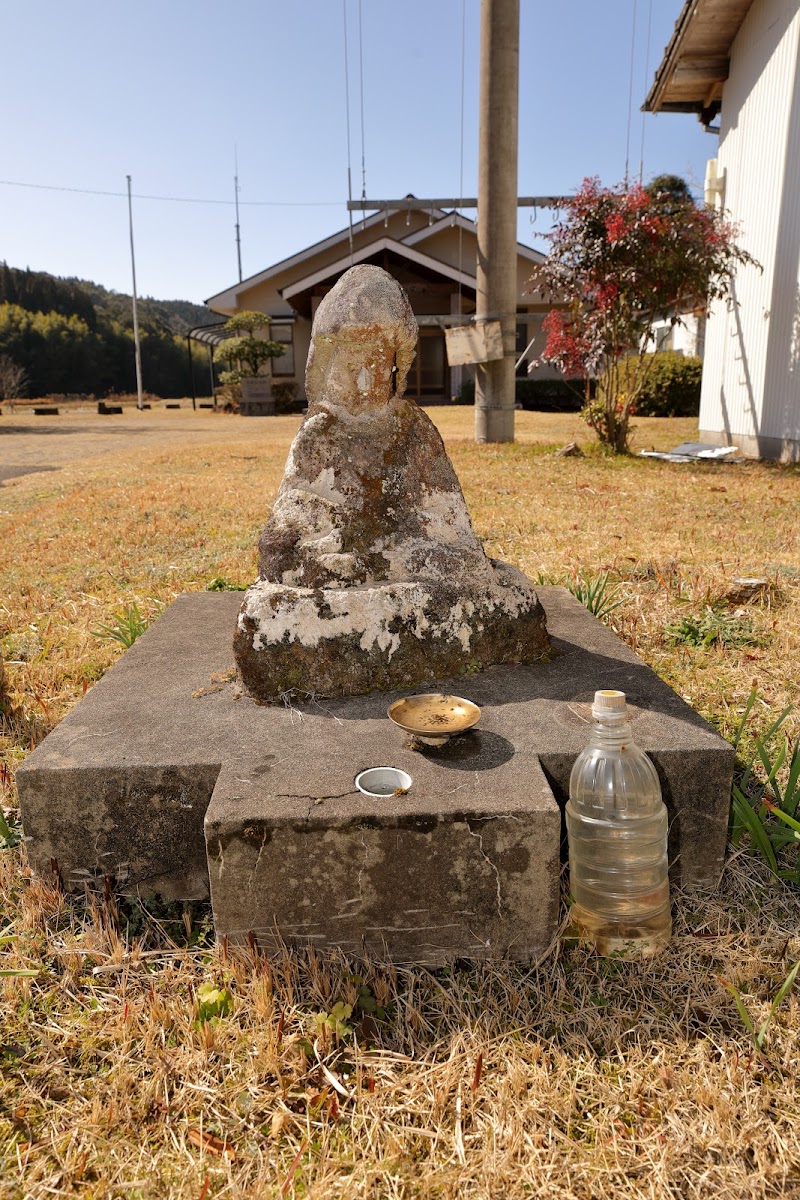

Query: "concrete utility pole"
left=475, top=0, right=520, bottom=444
left=126, top=176, right=144, bottom=412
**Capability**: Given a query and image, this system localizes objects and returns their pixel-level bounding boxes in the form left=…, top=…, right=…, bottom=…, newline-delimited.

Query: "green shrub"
left=638, top=351, right=702, bottom=417
left=604, top=352, right=702, bottom=418
left=272, top=381, right=302, bottom=414
left=456, top=377, right=586, bottom=412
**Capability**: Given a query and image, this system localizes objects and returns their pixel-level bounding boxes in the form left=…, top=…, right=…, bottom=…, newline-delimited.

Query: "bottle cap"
left=592, top=689, right=627, bottom=719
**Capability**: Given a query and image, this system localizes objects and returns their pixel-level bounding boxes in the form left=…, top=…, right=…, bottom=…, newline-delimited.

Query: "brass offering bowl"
left=387, top=693, right=481, bottom=747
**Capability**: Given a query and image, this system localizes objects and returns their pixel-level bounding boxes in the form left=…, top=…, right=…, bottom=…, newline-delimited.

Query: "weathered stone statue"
left=233, top=265, right=548, bottom=699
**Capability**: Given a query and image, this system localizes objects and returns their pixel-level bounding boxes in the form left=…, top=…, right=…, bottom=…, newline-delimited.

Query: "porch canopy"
left=183, top=323, right=227, bottom=407
left=187, top=322, right=228, bottom=349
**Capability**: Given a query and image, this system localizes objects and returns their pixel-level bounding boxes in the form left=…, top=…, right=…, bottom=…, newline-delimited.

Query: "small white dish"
left=354, top=766, right=413, bottom=798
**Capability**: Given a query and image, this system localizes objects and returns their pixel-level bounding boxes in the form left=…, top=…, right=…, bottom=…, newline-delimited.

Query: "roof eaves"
left=204, top=207, right=401, bottom=306
left=403, top=211, right=545, bottom=264
left=643, top=0, right=701, bottom=113
left=280, top=236, right=476, bottom=301
left=643, top=0, right=755, bottom=115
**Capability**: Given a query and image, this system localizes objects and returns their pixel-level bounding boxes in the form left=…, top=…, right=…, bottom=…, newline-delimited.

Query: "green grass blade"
left=755, top=737, right=787, bottom=805
left=763, top=801, right=800, bottom=835
left=784, top=742, right=800, bottom=818
left=731, top=785, right=778, bottom=873
left=756, top=961, right=800, bottom=1050
left=718, top=976, right=756, bottom=1041
left=760, top=705, right=794, bottom=747
left=768, top=738, right=786, bottom=778
left=732, top=689, right=758, bottom=751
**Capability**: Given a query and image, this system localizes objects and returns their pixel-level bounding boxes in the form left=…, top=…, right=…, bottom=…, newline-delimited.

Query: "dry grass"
left=2, top=408, right=800, bottom=1198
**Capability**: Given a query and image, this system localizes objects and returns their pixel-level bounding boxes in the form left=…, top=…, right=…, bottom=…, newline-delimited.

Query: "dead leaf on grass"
left=271, top=1110, right=291, bottom=1138
left=187, top=1128, right=236, bottom=1160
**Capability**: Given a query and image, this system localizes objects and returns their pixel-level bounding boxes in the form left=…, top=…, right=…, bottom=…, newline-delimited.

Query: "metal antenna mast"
left=126, top=175, right=144, bottom=412
left=234, top=145, right=243, bottom=283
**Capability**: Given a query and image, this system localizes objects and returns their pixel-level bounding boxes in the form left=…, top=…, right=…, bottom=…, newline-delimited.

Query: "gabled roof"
left=280, top=236, right=476, bottom=301
left=206, top=204, right=545, bottom=309
left=643, top=0, right=755, bottom=121
left=205, top=205, right=441, bottom=308
left=401, top=211, right=546, bottom=264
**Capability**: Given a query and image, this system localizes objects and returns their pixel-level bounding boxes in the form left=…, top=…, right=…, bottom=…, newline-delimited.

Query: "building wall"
left=411, top=223, right=544, bottom=296
left=699, top=0, right=800, bottom=460
left=650, top=313, right=705, bottom=357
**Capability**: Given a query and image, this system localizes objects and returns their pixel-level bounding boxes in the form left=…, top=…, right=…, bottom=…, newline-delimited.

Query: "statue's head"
left=305, top=265, right=418, bottom=410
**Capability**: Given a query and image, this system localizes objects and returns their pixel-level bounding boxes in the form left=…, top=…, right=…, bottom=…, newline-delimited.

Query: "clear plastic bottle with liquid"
left=566, top=689, right=671, bottom=956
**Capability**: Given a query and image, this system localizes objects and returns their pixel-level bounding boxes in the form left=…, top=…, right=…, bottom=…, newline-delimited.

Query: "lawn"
left=1, top=407, right=800, bottom=1198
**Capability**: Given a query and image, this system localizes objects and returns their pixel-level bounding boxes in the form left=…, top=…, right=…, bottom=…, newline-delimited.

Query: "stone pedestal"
left=17, top=589, right=734, bottom=964
left=239, top=377, right=275, bottom=416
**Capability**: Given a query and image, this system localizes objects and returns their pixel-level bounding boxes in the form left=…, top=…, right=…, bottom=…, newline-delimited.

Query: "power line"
left=343, top=0, right=355, bottom=263
left=358, top=0, right=367, bottom=205
left=639, top=0, right=654, bottom=184
left=624, top=0, right=638, bottom=182
left=0, top=178, right=341, bottom=207
left=456, top=0, right=467, bottom=312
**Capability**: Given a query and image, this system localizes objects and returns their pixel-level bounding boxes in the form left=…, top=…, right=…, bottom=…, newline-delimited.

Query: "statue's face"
left=306, top=327, right=413, bottom=412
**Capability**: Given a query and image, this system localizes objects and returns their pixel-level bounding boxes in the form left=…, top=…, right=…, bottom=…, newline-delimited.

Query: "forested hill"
left=0, top=263, right=218, bottom=399
left=0, top=263, right=218, bottom=337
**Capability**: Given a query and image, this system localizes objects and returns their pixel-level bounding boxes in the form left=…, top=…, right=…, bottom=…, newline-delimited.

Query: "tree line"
left=0, top=264, right=217, bottom=399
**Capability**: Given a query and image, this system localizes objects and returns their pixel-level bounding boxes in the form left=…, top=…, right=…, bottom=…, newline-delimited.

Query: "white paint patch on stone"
left=309, top=467, right=348, bottom=507
left=240, top=567, right=535, bottom=661
left=419, top=485, right=484, bottom=546
left=241, top=580, right=435, bottom=658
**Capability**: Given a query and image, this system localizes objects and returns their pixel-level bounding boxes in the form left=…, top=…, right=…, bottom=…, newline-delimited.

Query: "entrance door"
left=406, top=329, right=447, bottom=401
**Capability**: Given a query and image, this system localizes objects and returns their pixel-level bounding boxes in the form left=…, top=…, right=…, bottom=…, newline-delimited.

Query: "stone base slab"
left=17, top=589, right=734, bottom=963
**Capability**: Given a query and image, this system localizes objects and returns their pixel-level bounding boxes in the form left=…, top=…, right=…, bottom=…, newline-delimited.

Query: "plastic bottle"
left=566, top=689, right=671, bottom=956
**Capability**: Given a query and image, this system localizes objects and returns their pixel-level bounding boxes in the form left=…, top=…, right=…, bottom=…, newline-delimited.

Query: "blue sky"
left=0, top=1, right=714, bottom=304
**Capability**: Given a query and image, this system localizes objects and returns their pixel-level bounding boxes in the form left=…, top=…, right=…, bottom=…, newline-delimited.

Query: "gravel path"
left=0, top=409, right=239, bottom=481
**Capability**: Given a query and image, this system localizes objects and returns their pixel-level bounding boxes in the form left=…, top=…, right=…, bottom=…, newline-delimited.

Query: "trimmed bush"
left=272, top=381, right=303, bottom=414
left=457, top=377, right=585, bottom=412
left=635, top=352, right=702, bottom=417
left=602, top=352, right=702, bottom=418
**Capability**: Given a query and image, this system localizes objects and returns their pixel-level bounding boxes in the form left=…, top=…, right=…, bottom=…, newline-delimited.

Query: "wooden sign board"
left=444, top=320, right=504, bottom=366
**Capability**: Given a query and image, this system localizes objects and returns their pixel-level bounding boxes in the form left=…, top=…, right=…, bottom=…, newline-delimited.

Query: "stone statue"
left=234, top=265, right=548, bottom=699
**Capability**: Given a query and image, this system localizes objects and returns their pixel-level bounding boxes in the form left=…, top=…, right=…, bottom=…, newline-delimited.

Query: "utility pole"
left=234, top=145, right=243, bottom=283
left=475, top=0, right=520, bottom=443
left=126, top=175, right=144, bottom=411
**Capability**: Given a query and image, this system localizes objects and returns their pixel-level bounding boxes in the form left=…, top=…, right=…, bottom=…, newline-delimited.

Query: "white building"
left=645, top=0, right=800, bottom=461
left=649, top=312, right=706, bottom=358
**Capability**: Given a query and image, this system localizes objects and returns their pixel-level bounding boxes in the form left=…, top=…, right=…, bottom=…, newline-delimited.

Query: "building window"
left=271, top=323, right=295, bottom=376
left=654, top=324, right=673, bottom=352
